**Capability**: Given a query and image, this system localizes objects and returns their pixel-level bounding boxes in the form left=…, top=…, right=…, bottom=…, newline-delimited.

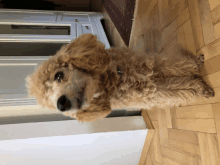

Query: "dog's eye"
left=54, top=71, right=64, bottom=82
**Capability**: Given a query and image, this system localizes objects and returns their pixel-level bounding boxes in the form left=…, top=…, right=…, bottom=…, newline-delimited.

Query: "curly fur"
left=26, top=33, right=215, bottom=122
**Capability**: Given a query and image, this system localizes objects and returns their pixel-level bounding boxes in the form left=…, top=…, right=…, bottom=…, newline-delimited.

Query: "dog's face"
left=26, top=34, right=112, bottom=122
left=44, top=66, right=100, bottom=118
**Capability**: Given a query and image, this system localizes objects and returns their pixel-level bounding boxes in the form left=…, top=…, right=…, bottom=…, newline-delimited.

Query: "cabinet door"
left=0, top=56, right=49, bottom=106
left=0, top=10, right=76, bottom=42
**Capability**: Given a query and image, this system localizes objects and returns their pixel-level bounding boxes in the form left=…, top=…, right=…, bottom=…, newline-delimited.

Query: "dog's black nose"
left=57, top=95, right=71, bottom=112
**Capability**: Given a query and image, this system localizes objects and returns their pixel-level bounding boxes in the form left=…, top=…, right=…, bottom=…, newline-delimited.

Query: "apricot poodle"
left=26, top=33, right=215, bottom=122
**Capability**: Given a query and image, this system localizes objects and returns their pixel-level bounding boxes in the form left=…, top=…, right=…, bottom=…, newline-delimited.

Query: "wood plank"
left=158, top=0, right=170, bottom=30
left=165, top=108, right=173, bottom=129
left=163, top=157, right=181, bottom=165
left=211, top=4, right=220, bottom=25
left=214, top=22, right=220, bottom=38
left=176, top=104, right=214, bottom=119
left=207, top=134, right=220, bottom=165
left=167, top=139, right=201, bottom=158
left=209, top=0, right=220, bottom=11
left=198, top=0, right=216, bottom=45
left=142, top=110, right=154, bottom=129
left=170, top=107, right=178, bottom=129
left=177, top=119, right=216, bottom=133
left=139, top=0, right=160, bottom=31
left=129, top=15, right=143, bottom=49
left=136, top=0, right=150, bottom=20
left=157, top=108, right=169, bottom=147
left=177, top=26, right=187, bottom=50
left=158, top=31, right=177, bottom=52
left=212, top=102, right=220, bottom=156
left=148, top=140, right=162, bottom=165
left=160, top=35, right=178, bottom=53
left=198, top=133, right=220, bottom=165
left=147, top=2, right=161, bottom=46
left=162, top=147, right=200, bottom=165
left=177, top=7, right=190, bottom=27
left=153, top=3, right=162, bottom=47
left=149, top=136, right=156, bottom=163
left=168, top=0, right=183, bottom=19
left=147, top=107, right=158, bottom=121
left=186, top=157, right=200, bottom=165
left=165, top=41, right=179, bottom=56
left=138, top=0, right=157, bottom=20
left=139, top=129, right=155, bottom=165
left=168, top=129, right=199, bottom=145
left=201, top=54, right=220, bottom=76
left=183, top=19, right=197, bottom=55
left=197, top=38, right=220, bottom=60
left=203, top=70, right=220, bottom=88
left=169, top=0, right=188, bottom=22
left=199, top=159, right=203, bottom=165
left=162, top=19, right=178, bottom=42
left=153, top=129, right=163, bottom=163
left=188, top=0, right=205, bottom=51
left=144, top=152, right=153, bottom=165
left=145, top=141, right=154, bottom=165
left=149, top=0, right=160, bottom=28
left=152, top=121, right=159, bottom=129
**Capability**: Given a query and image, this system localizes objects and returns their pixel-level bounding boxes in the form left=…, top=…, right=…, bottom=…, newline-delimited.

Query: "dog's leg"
left=193, top=75, right=215, bottom=98
left=75, top=98, right=112, bottom=122
left=154, top=51, right=204, bottom=78
left=154, top=76, right=215, bottom=107
left=76, top=108, right=111, bottom=122
left=179, top=48, right=204, bottom=70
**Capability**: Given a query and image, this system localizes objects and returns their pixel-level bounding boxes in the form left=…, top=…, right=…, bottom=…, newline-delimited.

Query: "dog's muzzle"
left=57, top=95, right=72, bottom=111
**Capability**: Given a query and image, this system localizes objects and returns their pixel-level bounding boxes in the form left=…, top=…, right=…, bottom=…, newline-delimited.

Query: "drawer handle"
left=85, top=26, right=89, bottom=29
left=75, top=19, right=78, bottom=22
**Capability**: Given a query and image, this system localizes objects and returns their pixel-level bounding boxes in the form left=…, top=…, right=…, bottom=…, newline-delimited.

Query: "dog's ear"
left=60, top=34, right=111, bottom=73
left=75, top=98, right=112, bottom=122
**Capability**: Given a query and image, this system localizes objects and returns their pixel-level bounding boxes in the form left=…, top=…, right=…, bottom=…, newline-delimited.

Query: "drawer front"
left=0, top=11, right=57, bottom=23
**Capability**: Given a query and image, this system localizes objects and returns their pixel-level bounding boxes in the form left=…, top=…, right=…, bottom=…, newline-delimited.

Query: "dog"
left=26, top=33, right=215, bottom=122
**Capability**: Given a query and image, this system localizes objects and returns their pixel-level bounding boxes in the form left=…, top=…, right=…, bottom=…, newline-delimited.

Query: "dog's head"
left=26, top=34, right=112, bottom=122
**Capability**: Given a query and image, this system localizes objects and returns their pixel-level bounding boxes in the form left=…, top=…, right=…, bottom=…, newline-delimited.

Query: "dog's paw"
left=203, top=84, right=215, bottom=98
left=196, top=54, right=205, bottom=69
left=198, top=54, right=204, bottom=63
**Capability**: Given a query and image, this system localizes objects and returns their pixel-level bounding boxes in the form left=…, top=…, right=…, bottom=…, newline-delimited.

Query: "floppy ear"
left=61, top=33, right=111, bottom=73
left=75, top=98, right=112, bottom=122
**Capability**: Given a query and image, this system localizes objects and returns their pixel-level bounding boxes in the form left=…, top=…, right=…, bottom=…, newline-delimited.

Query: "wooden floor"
left=102, top=0, right=220, bottom=164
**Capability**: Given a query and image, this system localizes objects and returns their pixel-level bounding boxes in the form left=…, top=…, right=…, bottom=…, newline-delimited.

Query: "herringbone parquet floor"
left=102, top=0, right=220, bottom=164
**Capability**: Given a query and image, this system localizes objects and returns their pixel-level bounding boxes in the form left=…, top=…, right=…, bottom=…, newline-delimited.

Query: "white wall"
left=0, top=130, right=148, bottom=165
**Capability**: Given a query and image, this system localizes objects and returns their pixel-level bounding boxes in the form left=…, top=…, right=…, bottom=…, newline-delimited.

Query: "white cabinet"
left=0, top=9, right=110, bottom=107
left=0, top=9, right=110, bottom=47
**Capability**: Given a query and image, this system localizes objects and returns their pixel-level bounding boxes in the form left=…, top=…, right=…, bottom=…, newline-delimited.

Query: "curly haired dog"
left=26, top=33, right=215, bottom=122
